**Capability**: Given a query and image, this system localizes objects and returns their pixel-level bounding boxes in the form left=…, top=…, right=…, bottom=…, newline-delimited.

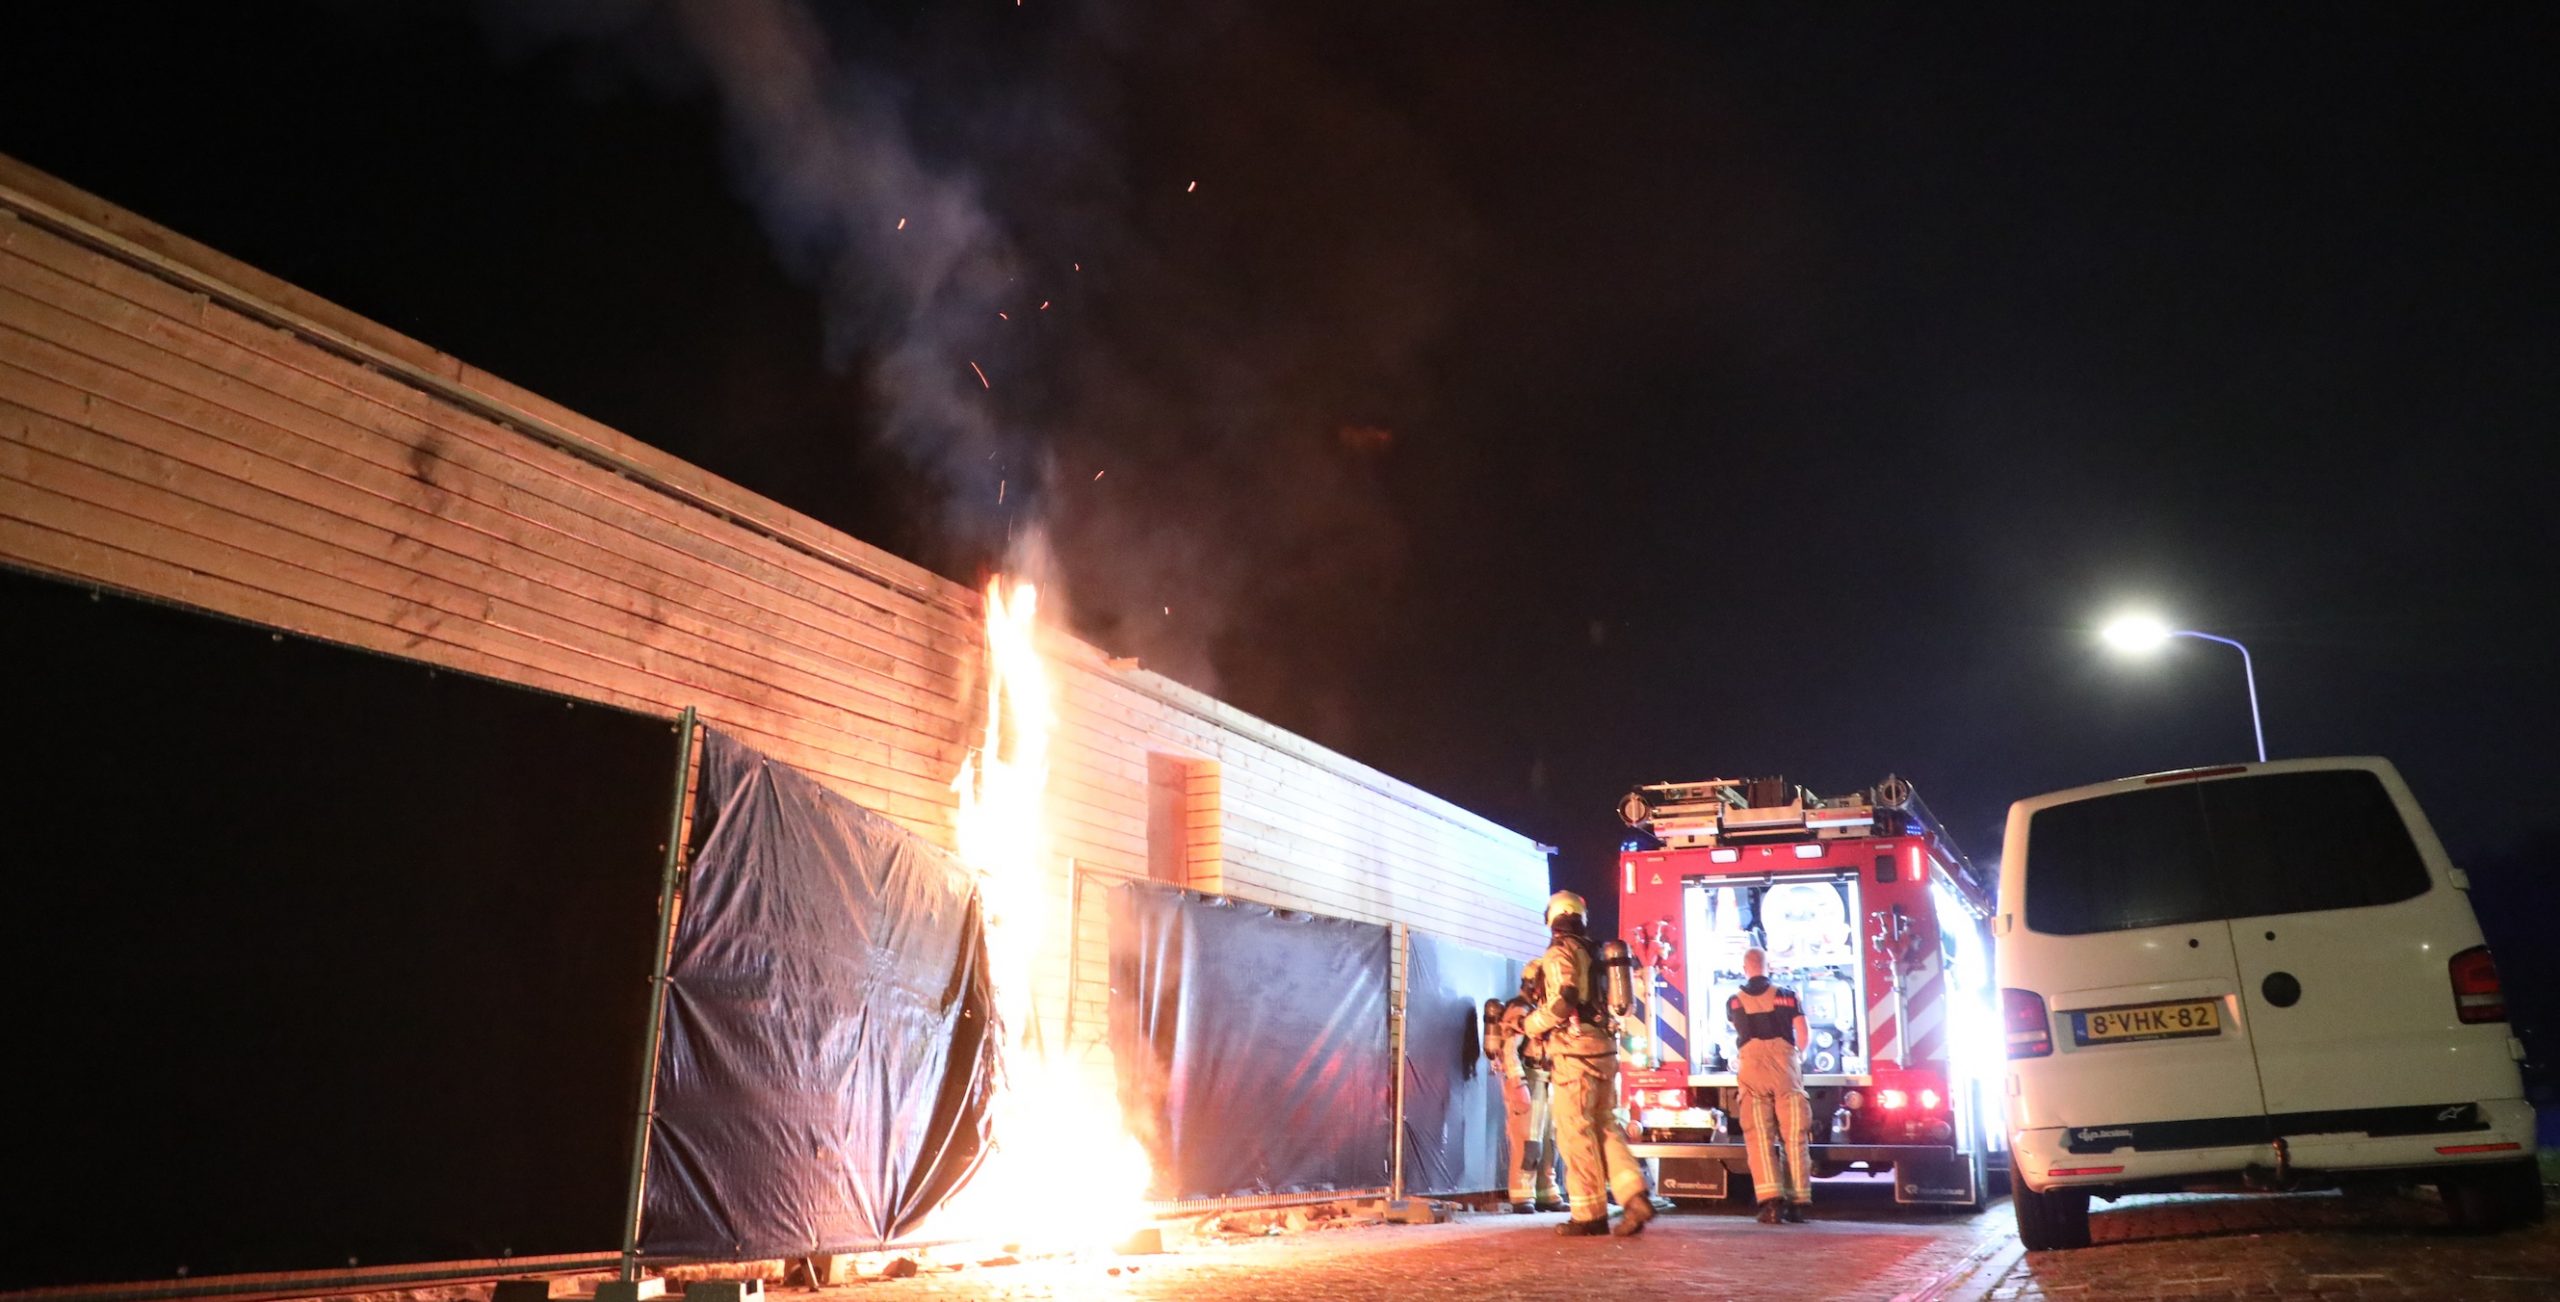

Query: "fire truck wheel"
left=2010, top=1179, right=2092, bottom=1251
left=2439, top=1160, right=2547, bottom=1233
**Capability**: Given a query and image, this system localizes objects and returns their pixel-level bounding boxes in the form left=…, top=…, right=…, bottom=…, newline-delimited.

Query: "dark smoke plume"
left=487, top=0, right=1476, bottom=735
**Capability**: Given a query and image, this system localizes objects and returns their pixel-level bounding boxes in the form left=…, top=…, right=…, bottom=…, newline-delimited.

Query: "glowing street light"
left=2099, top=614, right=2172, bottom=652
left=2099, top=614, right=2267, bottom=763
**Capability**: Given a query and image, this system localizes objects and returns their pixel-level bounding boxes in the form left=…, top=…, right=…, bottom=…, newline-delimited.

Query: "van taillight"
left=2003, top=988, right=2052, bottom=1058
left=2449, top=946, right=2506, bottom=1024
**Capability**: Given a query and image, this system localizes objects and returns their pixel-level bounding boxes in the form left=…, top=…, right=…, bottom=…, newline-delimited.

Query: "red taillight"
left=2003, top=987, right=2053, bottom=1058
left=2436, top=1142, right=2522, bottom=1155
left=2450, top=945, right=2505, bottom=1024
left=1918, top=1088, right=1943, bottom=1111
left=2048, top=1164, right=2125, bottom=1177
left=1876, top=1088, right=1910, bottom=1110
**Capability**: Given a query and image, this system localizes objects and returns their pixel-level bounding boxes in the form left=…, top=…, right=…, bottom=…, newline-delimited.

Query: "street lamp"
left=2099, top=614, right=2267, bottom=763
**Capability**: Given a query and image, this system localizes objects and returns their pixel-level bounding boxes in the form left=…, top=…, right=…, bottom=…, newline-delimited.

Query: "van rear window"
left=2024, top=770, right=2430, bottom=935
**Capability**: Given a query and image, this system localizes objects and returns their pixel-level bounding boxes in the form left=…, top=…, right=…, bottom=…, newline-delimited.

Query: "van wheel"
left=2011, top=1179, right=2092, bottom=1250
left=2439, top=1160, right=2547, bottom=1233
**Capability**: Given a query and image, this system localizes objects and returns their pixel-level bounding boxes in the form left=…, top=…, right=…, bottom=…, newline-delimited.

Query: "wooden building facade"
left=0, top=156, right=1552, bottom=1081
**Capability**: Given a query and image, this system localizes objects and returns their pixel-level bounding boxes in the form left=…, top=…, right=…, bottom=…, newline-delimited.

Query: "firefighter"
left=1488, top=976, right=1564, bottom=1212
left=1728, top=945, right=1813, bottom=1223
left=1521, top=890, right=1654, bottom=1237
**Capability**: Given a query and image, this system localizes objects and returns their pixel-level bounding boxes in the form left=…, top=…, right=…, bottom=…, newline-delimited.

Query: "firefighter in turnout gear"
left=1728, top=946, right=1813, bottom=1223
left=1521, top=890, right=1654, bottom=1237
left=1488, top=976, right=1565, bottom=1212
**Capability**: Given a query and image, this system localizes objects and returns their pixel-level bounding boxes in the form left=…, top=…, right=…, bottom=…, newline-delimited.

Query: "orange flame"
left=931, top=579, right=1154, bottom=1252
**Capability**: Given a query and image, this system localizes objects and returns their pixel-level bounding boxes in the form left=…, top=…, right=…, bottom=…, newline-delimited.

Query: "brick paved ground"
left=807, top=1178, right=2004, bottom=1301
left=467, top=1182, right=2550, bottom=1301
left=1988, top=1188, right=2560, bottom=1301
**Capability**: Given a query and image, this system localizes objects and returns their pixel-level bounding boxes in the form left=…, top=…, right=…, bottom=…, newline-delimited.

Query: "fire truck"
left=1614, top=775, right=2002, bottom=1207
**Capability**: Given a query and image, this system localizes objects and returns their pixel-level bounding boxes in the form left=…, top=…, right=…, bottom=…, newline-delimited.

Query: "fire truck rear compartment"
left=1616, top=776, right=1999, bottom=1207
left=1630, top=861, right=1993, bottom=1205
left=1683, top=872, right=1869, bottom=1083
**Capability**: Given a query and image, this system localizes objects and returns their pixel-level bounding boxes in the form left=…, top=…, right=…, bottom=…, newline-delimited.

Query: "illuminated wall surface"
left=0, top=566, right=677, bottom=1290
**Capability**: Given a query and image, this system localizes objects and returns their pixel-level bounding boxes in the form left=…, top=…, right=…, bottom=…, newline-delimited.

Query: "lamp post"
left=2099, top=615, right=2268, bottom=763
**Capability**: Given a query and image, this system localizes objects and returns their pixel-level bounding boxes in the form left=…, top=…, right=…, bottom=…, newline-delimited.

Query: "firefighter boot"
left=1534, top=1197, right=1568, bottom=1214
left=1554, top=1218, right=1608, bottom=1237
left=1511, top=1201, right=1536, bottom=1214
left=1781, top=1200, right=1806, bottom=1224
left=1756, top=1200, right=1783, bottom=1225
left=1610, top=1195, right=1655, bottom=1237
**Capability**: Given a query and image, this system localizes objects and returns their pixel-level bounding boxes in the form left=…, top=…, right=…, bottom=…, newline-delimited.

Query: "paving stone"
left=1990, top=1189, right=2558, bottom=1302
left=453, top=1184, right=2547, bottom=1301
left=794, top=1179, right=2000, bottom=1301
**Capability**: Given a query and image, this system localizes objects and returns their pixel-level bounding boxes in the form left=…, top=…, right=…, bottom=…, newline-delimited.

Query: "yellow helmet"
left=1544, top=890, right=1588, bottom=927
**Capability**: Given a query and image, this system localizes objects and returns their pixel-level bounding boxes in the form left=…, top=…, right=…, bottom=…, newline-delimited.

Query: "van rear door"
left=2008, top=783, right=2269, bottom=1131
left=2205, top=765, right=2506, bottom=1115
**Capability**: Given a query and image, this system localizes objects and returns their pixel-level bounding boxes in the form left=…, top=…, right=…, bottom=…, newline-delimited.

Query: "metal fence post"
left=618, top=708, right=697, bottom=1283
left=1390, top=923, right=1408, bottom=1202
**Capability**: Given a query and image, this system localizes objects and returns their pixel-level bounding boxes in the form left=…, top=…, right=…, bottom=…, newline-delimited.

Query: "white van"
left=1995, top=757, right=2542, bottom=1250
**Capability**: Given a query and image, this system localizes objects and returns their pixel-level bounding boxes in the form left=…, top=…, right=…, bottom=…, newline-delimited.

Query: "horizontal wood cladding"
left=0, top=162, right=1552, bottom=1058
left=0, top=154, right=961, bottom=618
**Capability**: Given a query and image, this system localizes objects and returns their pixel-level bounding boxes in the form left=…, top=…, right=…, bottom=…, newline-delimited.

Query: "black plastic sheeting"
left=639, top=729, right=998, bottom=1258
left=0, top=565, right=675, bottom=1292
left=1109, top=883, right=1392, bottom=1201
left=1401, top=932, right=1525, bottom=1197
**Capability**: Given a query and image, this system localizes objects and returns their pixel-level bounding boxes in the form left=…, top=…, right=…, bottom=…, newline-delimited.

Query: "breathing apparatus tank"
left=1599, top=938, right=1636, bottom=1017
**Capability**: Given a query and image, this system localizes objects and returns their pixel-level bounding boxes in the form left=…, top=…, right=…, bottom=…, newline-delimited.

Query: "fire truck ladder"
left=1617, top=773, right=1983, bottom=901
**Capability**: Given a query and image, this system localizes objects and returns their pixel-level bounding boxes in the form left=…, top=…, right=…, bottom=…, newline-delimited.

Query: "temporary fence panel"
left=0, top=566, right=679, bottom=1293
left=1108, top=882, right=1392, bottom=1201
left=638, top=729, right=998, bottom=1259
left=1401, top=932, right=1525, bottom=1197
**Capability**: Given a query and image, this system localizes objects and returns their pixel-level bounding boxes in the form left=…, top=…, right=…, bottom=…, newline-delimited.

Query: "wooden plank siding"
left=0, top=157, right=1553, bottom=1074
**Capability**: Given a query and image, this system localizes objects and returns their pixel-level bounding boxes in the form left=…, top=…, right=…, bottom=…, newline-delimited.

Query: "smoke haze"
left=488, top=0, right=1474, bottom=722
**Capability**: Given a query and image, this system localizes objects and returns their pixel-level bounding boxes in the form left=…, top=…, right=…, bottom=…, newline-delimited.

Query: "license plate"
left=2073, top=998, right=2223, bottom=1046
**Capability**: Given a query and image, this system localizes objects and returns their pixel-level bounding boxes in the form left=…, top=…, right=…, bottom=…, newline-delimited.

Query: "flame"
left=954, top=580, right=1052, bottom=1034
left=931, top=579, right=1155, bottom=1253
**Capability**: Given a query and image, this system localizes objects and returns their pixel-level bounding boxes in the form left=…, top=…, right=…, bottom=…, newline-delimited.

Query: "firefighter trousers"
left=1737, top=1082, right=1813, bottom=1204
left=1502, top=1070, right=1560, bottom=1203
left=1551, top=1052, right=1647, bottom=1222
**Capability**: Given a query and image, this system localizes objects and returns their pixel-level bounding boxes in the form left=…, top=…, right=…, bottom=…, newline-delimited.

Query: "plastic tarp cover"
left=640, top=729, right=998, bottom=1258
left=1109, top=883, right=1392, bottom=1201
left=1402, top=932, right=1525, bottom=1196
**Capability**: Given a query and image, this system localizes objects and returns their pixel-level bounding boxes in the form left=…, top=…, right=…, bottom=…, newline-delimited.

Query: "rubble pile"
left=1192, top=1201, right=1380, bottom=1240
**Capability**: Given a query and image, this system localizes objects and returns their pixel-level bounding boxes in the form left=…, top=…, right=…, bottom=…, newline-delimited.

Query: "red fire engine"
left=1615, top=775, right=2001, bottom=1207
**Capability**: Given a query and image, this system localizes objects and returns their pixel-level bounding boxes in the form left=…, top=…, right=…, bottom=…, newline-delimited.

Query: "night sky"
left=7, top=3, right=2555, bottom=945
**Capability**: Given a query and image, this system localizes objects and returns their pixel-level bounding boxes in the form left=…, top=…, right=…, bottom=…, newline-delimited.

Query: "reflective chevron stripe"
left=1904, top=957, right=1947, bottom=1066
left=1868, top=991, right=1898, bottom=1067
left=1654, top=974, right=1689, bottom=1061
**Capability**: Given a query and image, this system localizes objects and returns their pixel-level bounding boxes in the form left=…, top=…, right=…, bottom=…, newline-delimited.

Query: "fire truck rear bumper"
left=1629, top=1141, right=1956, bottom=1164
